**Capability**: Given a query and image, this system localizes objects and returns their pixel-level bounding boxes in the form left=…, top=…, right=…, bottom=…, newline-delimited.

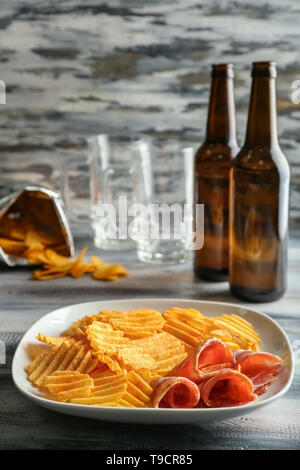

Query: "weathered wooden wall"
left=0, top=0, right=299, bottom=220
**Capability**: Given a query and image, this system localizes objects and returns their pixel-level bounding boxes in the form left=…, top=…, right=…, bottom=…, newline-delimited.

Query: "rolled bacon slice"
left=198, top=368, right=257, bottom=407
left=151, top=377, right=200, bottom=408
left=233, top=350, right=283, bottom=395
left=169, top=338, right=235, bottom=383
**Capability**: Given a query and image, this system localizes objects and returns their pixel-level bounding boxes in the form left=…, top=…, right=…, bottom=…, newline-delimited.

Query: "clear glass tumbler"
left=87, top=134, right=136, bottom=251
left=61, top=158, right=90, bottom=224
left=132, top=139, right=196, bottom=264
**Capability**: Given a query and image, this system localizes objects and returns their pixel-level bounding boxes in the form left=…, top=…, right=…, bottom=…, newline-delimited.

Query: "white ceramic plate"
left=12, top=298, right=294, bottom=424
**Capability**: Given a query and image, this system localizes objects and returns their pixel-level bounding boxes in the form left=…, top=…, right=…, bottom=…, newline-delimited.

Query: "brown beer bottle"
left=194, top=63, right=239, bottom=281
left=229, top=62, right=290, bottom=302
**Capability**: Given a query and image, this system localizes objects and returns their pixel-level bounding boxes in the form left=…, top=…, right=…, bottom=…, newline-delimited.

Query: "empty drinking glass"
left=131, top=139, right=198, bottom=264
left=87, top=135, right=136, bottom=251
left=61, top=158, right=90, bottom=224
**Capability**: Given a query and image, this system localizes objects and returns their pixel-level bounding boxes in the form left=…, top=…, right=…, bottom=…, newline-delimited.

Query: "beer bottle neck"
left=245, top=76, right=278, bottom=148
left=205, top=77, right=237, bottom=145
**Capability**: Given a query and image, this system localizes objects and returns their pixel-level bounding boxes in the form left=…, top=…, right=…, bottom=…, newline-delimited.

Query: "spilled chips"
left=26, top=306, right=261, bottom=407
left=0, top=225, right=128, bottom=282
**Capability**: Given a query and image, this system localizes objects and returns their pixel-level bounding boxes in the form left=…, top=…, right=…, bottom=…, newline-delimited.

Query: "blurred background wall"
left=0, top=0, right=299, bottom=226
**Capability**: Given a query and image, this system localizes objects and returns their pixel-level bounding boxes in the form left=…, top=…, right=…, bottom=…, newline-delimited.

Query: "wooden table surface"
left=1, top=229, right=299, bottom=450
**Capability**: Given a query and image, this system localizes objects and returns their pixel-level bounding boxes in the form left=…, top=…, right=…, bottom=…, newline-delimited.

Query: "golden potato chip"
left=61, top=313, right=103, bottom=337
left=206, top=329, right=233, bottom=342
left=33, top=266, right=72, bottom=280
left=46, top=370, right=82, bottom=377
left=90, top=363, right=110, bottom=376
left=77, top=315, right=103, bottom=336
left=91, top=256, right=128, bottom=281
left=87, top=320, right=156, bottom=371
left=131, top=332, right=186, bottom=358
left=8, top=227, right=26, bottom=241
left=69, top=248, right=93, bottom=278
left=116, top=347, right=156, bottom=371
left=210, top=314, right=260, bottom=350
left=25, top=228, right=60, bottom=248
left=62, top=321, right=81, bottom=337
left=162, top=307, right=211, bottom=350
left=129, top=332, right=187, bottom=375
left=155, top=352, right=188, bottom=376
left=70, top=370, right=127, bottom=405
left=24, top=229, right=45, bottom=252
left=0, top=238, right=26, bottom=255
left=44, top=371, right=93, bottom=401
left=163, top=319, right=203, bottom=348
left=99, top=308, right=164, bottom=338
left=26, top=348, right=49, bottom=374
left=23, top=249, right=50, bottom=264
left=32, top=248, right=90, bottom=280
left=94, top=353, right=123, bottom=373
left=112, top=325, right=156, bottom=339
left=36, top=333, right=76, bottom=348
left=54, top=343, right=82, bottom=371
left=87, top=321, right=129, bottom=356
left=26, top=342, right=51, bottom=361
left=221, top=314, right=260, bottom=342
left=119, top=370, right=153, bottom=408
left=163, top=307, right=213, bottom=333
left=70, top=260, right=94, bottom=278
left=221, top=341, right=243, bottom=350
left=27, top=342, right=98, bottom=387
left=44, top=249, right=77, bottom=268
left=65, top=346, right=97, bottom=374
left=61, top=318, right=87, bottom=337
left=27, top=347, right=60, bottom=387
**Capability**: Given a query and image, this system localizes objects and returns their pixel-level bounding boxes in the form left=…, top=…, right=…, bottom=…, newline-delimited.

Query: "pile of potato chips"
left=26, top=307, right=261, bottom=407
left=0, top=223, right=128, bottom=282
left=31, top=248, right=128, bottom=281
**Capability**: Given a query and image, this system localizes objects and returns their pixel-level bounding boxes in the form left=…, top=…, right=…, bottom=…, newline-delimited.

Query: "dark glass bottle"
left=229, top=61, right=290, bottom=302
left=194, top=64, right=239, bottom=281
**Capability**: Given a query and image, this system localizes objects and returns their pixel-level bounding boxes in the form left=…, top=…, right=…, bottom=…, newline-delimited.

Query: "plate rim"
left=12, top=297, right=295, bottom=415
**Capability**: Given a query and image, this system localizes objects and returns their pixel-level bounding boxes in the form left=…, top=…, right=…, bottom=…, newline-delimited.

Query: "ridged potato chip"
left=116, top=347, right=156, bottom=371
left=26, top=343, right=50, bottom=361
left=163, top=319, right=203, bottom=349
left=119, top=370, right=153, bottom=408
left=27, top=342, right=98, bottom=387
left=36, top=333, right=76, bottom=348
left=70, top=370, right=127, bottom=405
left=210, top=314, right=261, bottom=350
left=87, top=321, right=129, bottom=356
left=44, top=371, right=93, bottom=401
left=163, top=308, right=260, bottom=353
left=131, top=332, right=186, bottom=358
left=163, top=307, right=212, bottom=333
left=155, top=352, right=188, bottom=376
left=130, top=332, right=187, bottom=375
left=99, top=308, right=165, bottom=338
left=87, top=320, right=156, bottom=371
